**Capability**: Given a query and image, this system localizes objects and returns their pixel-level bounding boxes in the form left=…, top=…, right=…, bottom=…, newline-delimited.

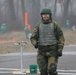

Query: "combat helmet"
left=40, top=7, right=52, bottom=15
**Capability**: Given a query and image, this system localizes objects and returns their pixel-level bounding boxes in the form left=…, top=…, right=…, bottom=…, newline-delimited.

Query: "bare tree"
left=24, top=0, right=41, bottom=28
left=53, top=0, right=57, bottom=19
left=6, top=0, right=17, bottom=31
left=0, top=0, right=3, bottom=24
left=62, top=0, right=70, bottom=26
left=20, top=0, right=25, bottom=29
left=27, top=0, right=41, bottom=28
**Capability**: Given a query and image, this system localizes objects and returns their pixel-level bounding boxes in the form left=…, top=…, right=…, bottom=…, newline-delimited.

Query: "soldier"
left=30, top=7, right=65, bottom=75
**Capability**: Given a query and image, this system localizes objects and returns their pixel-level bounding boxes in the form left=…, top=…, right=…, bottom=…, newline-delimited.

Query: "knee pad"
left=48, top=63, right=57, bottom=74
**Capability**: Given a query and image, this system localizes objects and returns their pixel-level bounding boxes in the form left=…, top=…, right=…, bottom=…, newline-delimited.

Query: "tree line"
left=0, top=0, right=76, bottom=31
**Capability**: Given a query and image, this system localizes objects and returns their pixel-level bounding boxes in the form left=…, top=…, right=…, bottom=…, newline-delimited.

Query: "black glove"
left=34, top=42, right=38, bottom=49
left=34, top=44, right=38, bottom=49
left=58, top=51, right=62, bottom=57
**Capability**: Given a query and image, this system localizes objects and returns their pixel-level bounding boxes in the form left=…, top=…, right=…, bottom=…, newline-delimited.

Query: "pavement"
left=0, top=45, right=76, bottom=75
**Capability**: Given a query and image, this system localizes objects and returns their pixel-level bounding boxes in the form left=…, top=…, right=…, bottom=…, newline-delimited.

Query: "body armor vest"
left=39, top=22, right=57, bottom=46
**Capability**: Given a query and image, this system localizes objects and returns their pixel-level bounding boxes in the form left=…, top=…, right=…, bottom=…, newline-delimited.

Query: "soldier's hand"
left=34, top=44, right=38, bottom=49
left=58, top=51, right=62, bottom=57
left=34, top=42, right=38, bottom=49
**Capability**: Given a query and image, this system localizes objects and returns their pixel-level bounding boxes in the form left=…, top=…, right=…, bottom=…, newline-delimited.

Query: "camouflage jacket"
left=30, top=21, right=65, bottom=52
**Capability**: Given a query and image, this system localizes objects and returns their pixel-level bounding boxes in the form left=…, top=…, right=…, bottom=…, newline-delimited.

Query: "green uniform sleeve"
left=54, top=21, right=65, bottom=52
left=30, top=24, right=39, bottom=46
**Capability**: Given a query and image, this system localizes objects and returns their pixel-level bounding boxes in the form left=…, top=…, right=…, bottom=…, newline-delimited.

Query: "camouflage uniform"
left=30, top=7, right=65, bottom=75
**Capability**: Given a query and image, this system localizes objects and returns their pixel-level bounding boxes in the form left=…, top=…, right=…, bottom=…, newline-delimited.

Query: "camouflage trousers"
left=37, top=45, right=58, bottom=75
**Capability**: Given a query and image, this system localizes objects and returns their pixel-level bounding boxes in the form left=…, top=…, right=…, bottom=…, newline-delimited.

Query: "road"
left=0, top=45, right=76, bottom=75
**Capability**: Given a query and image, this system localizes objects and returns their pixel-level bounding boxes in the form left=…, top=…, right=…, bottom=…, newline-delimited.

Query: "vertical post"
left=15, top=42, right=27, bottom=74
left=20, top=44, right=23, bottom=73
